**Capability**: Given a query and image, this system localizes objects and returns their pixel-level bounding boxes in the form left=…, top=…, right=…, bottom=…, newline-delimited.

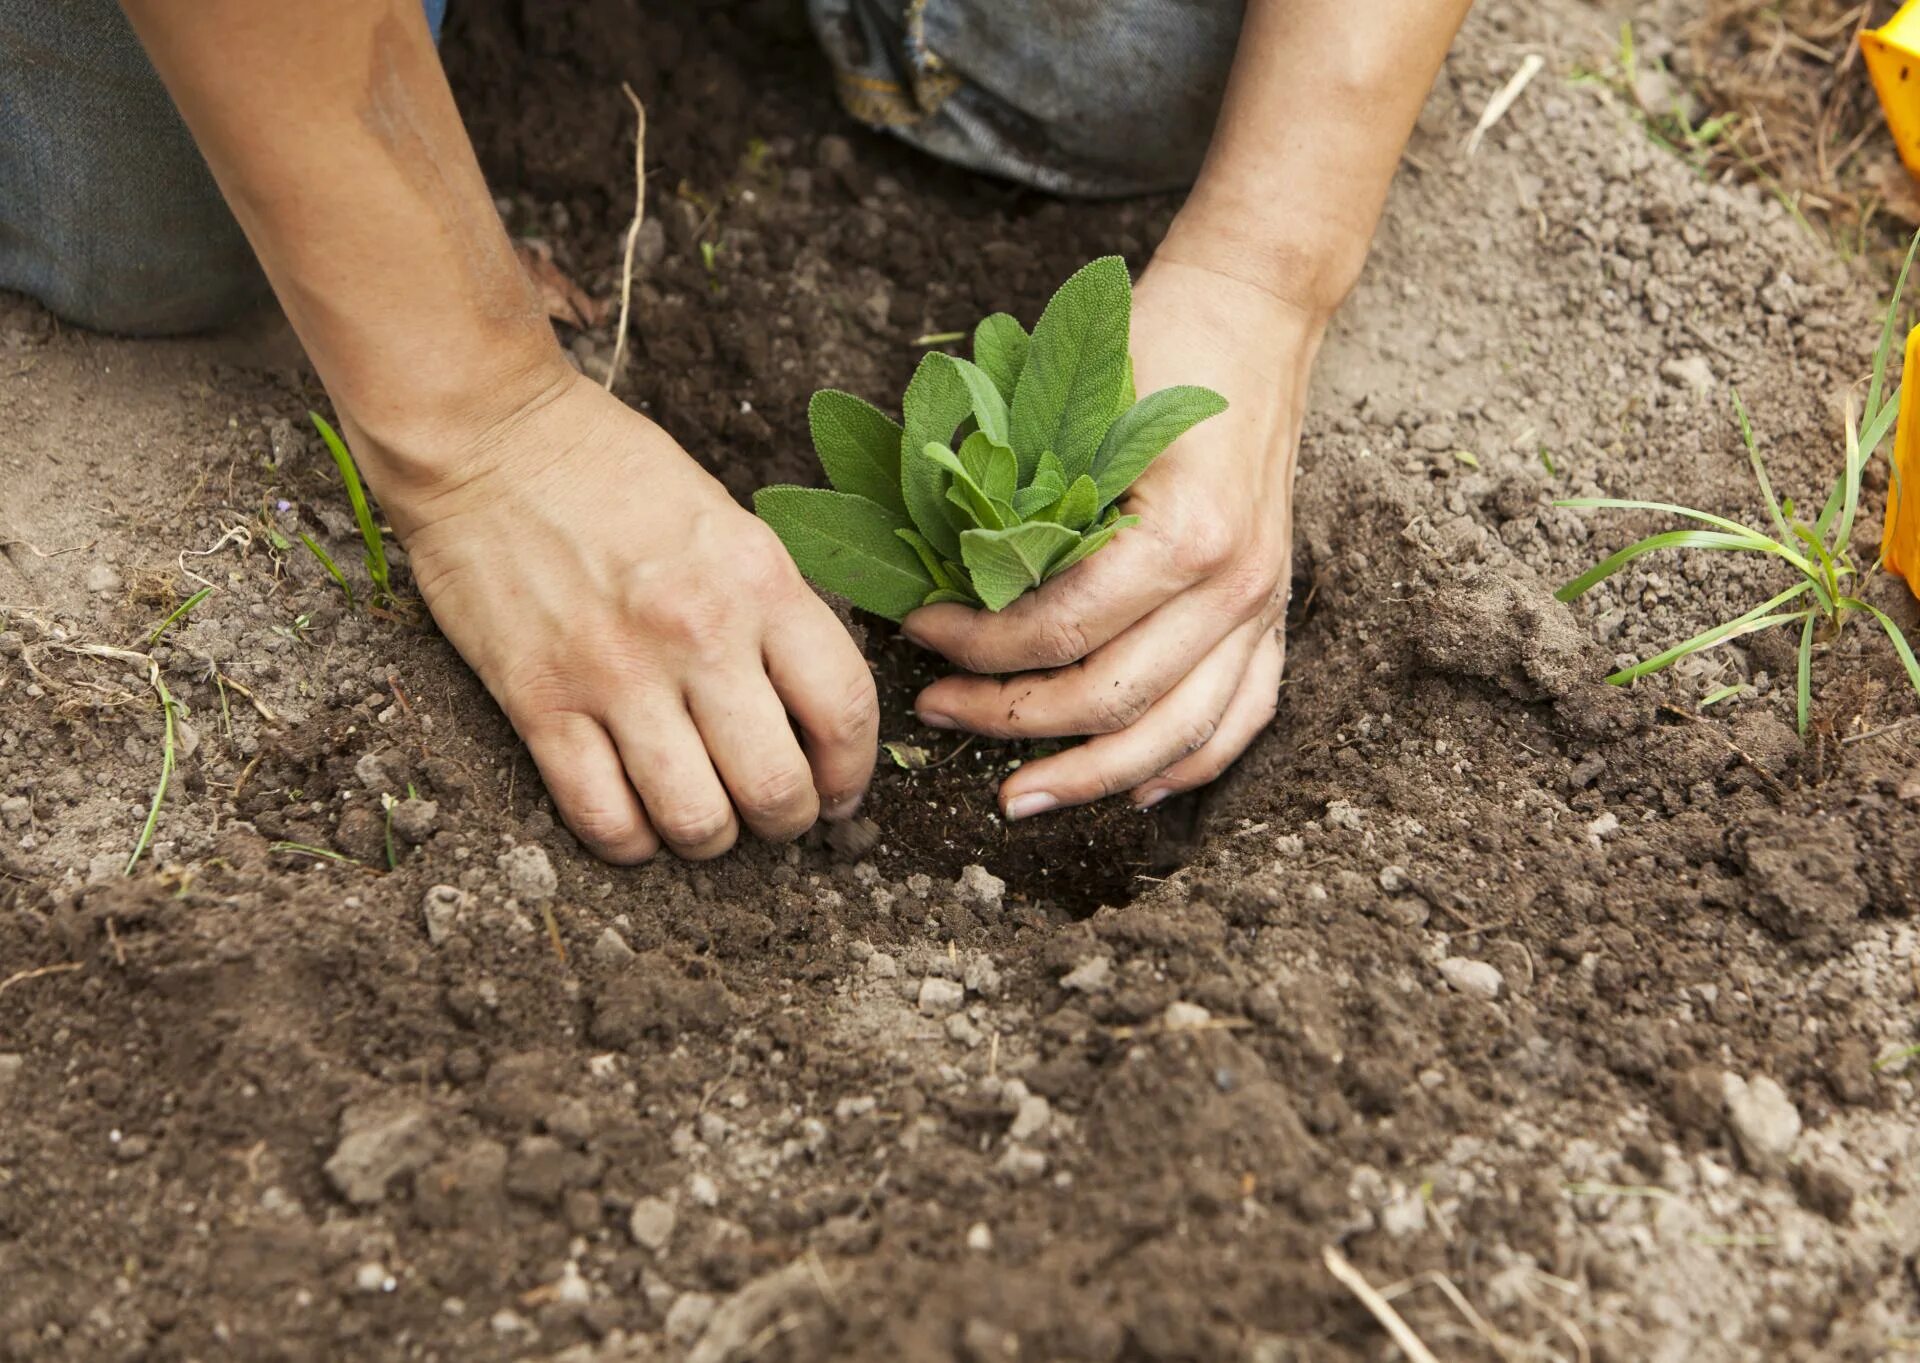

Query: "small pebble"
left=918, top=977, right=966, bottom=1016
left=1438, top=957, right=1503, bottom=1000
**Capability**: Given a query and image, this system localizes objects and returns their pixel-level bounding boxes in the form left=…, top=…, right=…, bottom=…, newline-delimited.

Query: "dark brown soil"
left=4, top=3, right=1920, bottom=1362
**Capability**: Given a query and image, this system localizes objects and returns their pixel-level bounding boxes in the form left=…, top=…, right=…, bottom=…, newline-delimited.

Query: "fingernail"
left=1004, top=791, right=1058, bottom=821
left=1134, top=786, right=1173, bottom=811
left=918, top=710, right=957, bottom=730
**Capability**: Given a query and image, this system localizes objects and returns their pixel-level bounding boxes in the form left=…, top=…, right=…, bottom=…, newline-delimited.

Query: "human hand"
left=372, top=368, right=879, bottom=861
left=901, top=258, right=1322, bottom=818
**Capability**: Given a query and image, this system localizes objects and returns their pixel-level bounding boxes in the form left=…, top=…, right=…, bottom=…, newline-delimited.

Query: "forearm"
left=117, top=0, right=566, bottom=488
left=1160, top=0, right=1473, bottom=318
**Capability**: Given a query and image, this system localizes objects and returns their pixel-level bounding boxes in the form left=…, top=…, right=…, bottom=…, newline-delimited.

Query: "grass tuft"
left=309, top=412, right=392, bottom=606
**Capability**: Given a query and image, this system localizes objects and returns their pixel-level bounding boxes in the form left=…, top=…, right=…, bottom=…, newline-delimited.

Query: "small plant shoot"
left=755, top=257, right=1227, bottom=619
left=1557, top=233, right=1920, bottom=733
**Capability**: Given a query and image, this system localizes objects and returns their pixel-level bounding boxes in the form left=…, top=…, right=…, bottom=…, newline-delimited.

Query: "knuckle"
left=565, top=805, right=657, bottom=864
left=738, top=763, right=816, bottom=822
left=822, top=673, right=880, bottom=748
left=652, top=801, right=735, bottom=851
left=1171, top=517, right=1238, bottom=577
left=1173, top=713, right=1221, bottom=759
left=1033, top=615, right=1091, bottom=669
left=739, top=523, right=804, bottom=595
left=1089, top=684, right=1150, bottom=734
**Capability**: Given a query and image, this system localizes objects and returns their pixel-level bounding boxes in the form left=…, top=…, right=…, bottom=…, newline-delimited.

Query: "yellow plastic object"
left=1885, top=325, right=1920, bottom=602
left=1862, top=3, right=1920, bottom=180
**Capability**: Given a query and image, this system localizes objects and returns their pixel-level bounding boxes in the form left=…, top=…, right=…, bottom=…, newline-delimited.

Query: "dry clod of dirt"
left=324, top=1100, right=444, bottom=1205
left=955, top=862, right=1007, bottom=911
left=1722, top=1073, right=1803, bottom=1176
left=1059, top=954, right=1113, bottom=993
left=498, top=841, right=559, bottom=901
left=421, top=883, right=468, bottom=945
left=592, top=924, right=636, bottom=964
left=1437, top=955, right=1504, bottom=1000
left=628, top=1194, right=677, bottom=1253
left=917, top=976, right=965, bottom=1016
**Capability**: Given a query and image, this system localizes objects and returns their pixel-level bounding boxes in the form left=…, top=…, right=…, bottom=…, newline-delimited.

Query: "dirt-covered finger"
left=523, top=713, right=661, bottom=864
left=1131, top=627, right=1284, bottom=808
left=766, top=602, right=880, bottom=818
left=993, top=621, right=1258, bottom=819
left=689, top=675, right=821, bottom=841
left=608, top=707, right=740, bottom=859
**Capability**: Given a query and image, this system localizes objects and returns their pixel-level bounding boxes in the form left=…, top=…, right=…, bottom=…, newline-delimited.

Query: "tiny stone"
left=995, top=1144, right=1048, bottom=1184
left=1723, top=1073, right=1801, bottom=1175
left=1008, top=1095, right=1051, bottom=1141
left=0, top=795, right=29, bottom=829
left=1438, top=957, right=1503, bottom=1000
left=945, top=1013, right=984, bottom=1048
left=1163, top=1001, right=1212, bottom=1030
left=592, top=926, right=636, bottom=967
left=955, top=864, right=1006, bottom=912
left=687, top=1172, right=720, bottom=1207
left=665, top=1292, right=717, bottom=1345
left=1586, top=811, right=1620, bottom=843
left=1059, top=955, right=1113, bottom=994
left=628, top=1196, right=677, bottom=1253
left=497, top=844, right=558, bottom=902
left=865, top=951, right=899, bottom=980
left=1378, top=865, right=1410, bottom=893
left=421, top=885, right=468, bottom=946
left=354, top=1262, right=394, bottom=1294
left=966, top=1222, right=993, bottom=1252
left=918, top=977, right=966, bottom=1016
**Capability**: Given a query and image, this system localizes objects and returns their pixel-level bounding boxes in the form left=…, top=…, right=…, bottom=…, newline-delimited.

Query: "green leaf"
left=960, top=522, right=1081, bottom=610
left=1014, top=484, right=1059, bottom=518
left=310, top=412, right=391, bottom=603
left=754, top=486, right=931, bottom=622
left=1840, top=596, right=1920, bottom=705
left=1555, top=529, right=1776, bottom=602
left=900, top=353, right=976, bottom=559
left=957, top=430, right=1018, bottom=504
left=928, top=443, right=1009, bottom=530
left=1730, top=388, right=1789, bottom=544
left=1796, top=610, right=1816, bottom=735
left=809, top=390, right=906, bottom=517
left=973, top=313, right=1030, bottom=402
left=1605, top=584, right=1814, bottom=683
left=922, top=588, right=978, bottom=607
left=1117, top=353, right=1136, bottom=416
left=897, top=528, right=960, bottom=592
left=1091, top=385, right=1228, bottom=506
left=950, top=357, right=1011, bottom=446
left=883, top=740, right=934, bottom=770
left=1045, top=515, right=1139, bottom=579
left=1044, top=474, right=1101, bottom=530
left=1009, top=256, right=1133, bottom=481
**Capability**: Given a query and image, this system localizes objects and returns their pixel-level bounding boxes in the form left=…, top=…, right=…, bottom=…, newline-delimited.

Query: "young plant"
left=310, top=412, right=393, bottom=606
left=754, top=257, right=1227, bottom=619
left=1557, top=235, right=1920, bottom=732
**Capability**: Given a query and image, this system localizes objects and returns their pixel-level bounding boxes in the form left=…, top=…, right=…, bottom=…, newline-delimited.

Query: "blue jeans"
left=0, top=1, right=1230, bottom=337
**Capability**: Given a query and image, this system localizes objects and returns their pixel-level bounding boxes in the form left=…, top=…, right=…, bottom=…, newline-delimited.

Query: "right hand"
left=368, top=367, right=880, bottom=862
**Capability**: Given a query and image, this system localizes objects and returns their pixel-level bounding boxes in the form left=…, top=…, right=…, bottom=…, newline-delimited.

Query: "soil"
left=4, top=2, right=1920, bottom=1361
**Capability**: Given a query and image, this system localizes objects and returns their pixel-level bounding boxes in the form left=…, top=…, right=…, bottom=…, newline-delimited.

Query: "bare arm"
left=907, top=1, right=1473, bottom=817
left=118, top=0, right=882, bottom=860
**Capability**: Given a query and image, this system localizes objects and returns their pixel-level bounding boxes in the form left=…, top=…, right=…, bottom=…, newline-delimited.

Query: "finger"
left=688, top=675, right=821, bottom=842
left=1131, top=628, right=1285, bottom=808
left=996, top=620, right=1261, bottom=819
left=915, top=587, right=1244, bottom=740
left=901, top=521, right=1185, bottom=674
left=766, top=600, right=880, bottom=819
left=523, top=712, right=661, bottom=864
left=608, top=706, right=740, bottom=860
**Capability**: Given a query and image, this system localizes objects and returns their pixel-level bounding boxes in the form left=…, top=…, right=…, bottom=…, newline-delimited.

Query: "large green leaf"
left=900, top=353, right=975, bottom=559
left=957, top=430, right=1017, bottom=504
left=973, top=313, right=1030, bottom=402
left=754, top=486, right=931, bottom=622
left=1093, top=385, right=1228, bottom=507
left=1043, top=475, right=1101, bottom=530
left=950, top=358, right=1011, bottom=446
left=1008, top=256, right=1133, bottom=482
left=1045, top=514, right=1138, bottom=580
left=808, top=390, right=906, bottom=517
left=960, top=522, right=1081, bottom=610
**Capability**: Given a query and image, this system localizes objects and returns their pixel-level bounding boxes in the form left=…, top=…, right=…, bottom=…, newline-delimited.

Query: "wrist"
left=1155, top=191, right=1365, bottom=325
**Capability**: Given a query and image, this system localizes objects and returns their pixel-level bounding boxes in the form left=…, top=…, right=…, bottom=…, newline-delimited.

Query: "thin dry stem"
left=605, top=84, right=648, bottom=391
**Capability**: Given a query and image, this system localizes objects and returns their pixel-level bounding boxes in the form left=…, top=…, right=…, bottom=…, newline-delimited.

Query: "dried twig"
left=1323, top=1246, right=1442, bottom=1363
left=1466, top=54, right=1545, bottom=156
left=605, top=83, right=649, bottom=391
left=0, top=961, right=83, bottom=997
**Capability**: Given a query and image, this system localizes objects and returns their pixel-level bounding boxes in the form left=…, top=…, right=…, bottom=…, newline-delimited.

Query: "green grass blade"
left=299, top=533, right=355, bottom=608
left=1836, top=398, right=1865, bottom=558
left=1795, top=610, right=1815, bottom=735
left=1556, top=529, right=1779, bottom=603
left=1700, top=683, right=1746, bottom=707
left=1731, top=389, right=1790, bottom=543
left=1840, top=596, right=1920, bottom=704
left=1555, top=497, right=1767, bottom=539
left=310, top=412, right=391, bottom=604
left=145, top=587, right=212, bottom=647
left=1605, top=585, right=1813, bottom=684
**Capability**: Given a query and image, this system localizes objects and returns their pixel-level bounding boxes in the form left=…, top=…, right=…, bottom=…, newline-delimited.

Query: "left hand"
left=901, top=256, right=1324, bottom=819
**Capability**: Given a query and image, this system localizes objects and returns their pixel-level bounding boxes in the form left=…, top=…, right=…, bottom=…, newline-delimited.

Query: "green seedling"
left=309, top=412, right=392, bottom=606
left=1557, top=233, right=1920, bottom=733
left=756, top=257, right=1228, bottom=618
left=380, top=792, right=399, bottom=871
left=126, top=664, right=178, bottom=875
left=300, top=532, right=355, bottom=607
left=145, top=587, right=212, bottom=646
